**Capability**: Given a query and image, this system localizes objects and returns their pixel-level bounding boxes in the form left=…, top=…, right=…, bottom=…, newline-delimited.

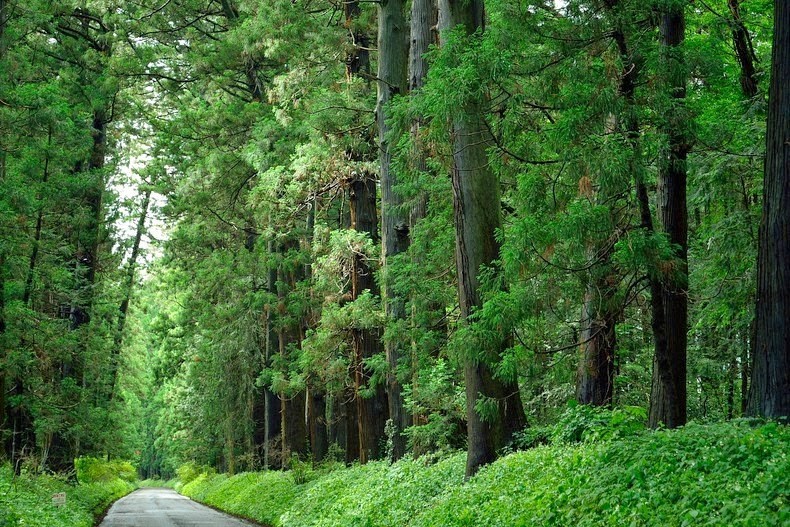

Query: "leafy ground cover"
left=0, top=458, right=136, bottom=527
left=177, top=420, right=788, bottom=527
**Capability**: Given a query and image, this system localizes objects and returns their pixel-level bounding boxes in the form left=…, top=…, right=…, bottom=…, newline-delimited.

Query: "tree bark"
left=408, top=0, right=443, bottom=432
left=308, top=387, right=328, bottom=463
left=344, top=0, right=370, bottom=79
left=349, top=174, right=388, bottom=463
left=649, top=6, right=689, bottom=429
left=0, top=251, right=6, bottom=439
left=746, top=1, right=790, bottom=419
left=278, top=251, right=308, bottom=460
left=728, top=0, right=759, bottom=99
left=438, top=0, right=526, bottom=478
left=378, top=0, right=409, bottom=461
left=576, top=274, right=617, bottom=406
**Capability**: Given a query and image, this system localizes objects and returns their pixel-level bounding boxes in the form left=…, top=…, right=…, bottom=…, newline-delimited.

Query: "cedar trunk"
left=649, top=7, right=689, bottom=429
left=746, top=2, right=790, bottom=418
left=378, top=0, right=409, bottom=461
left=438, top=0, right=526, bottom=478
left=349, top=175, right=388, bottom=462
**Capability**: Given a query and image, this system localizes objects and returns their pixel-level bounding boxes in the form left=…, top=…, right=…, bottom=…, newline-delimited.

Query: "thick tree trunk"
left=278, top=255, right=309, bottom=460
left=728, top=0, right=759, bottom=99
left=349, top=175, right=388, bottom=463
left=343, top=389, right=360, bottom=463
left=576, top=276, right=617, bottom=406
left=746, top=2, right=790, bottom=418
left=408, top=0, right=443, bottom=432
left=308, top=387, right=328, bottom=463
left=438, top=0, right=526, bottom=478
left=649, top=7, right=689, bottom=429
left=378, top=0, right=409, bottom=461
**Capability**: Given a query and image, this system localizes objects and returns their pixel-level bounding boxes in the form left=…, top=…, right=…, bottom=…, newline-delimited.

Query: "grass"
left=0, top=459, right=136, bottom=527
left=176, top=420, right=789, bottom=527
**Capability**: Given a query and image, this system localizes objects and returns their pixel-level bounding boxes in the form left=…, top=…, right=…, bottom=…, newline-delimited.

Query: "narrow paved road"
left=99, top=488, right=257, bottom=527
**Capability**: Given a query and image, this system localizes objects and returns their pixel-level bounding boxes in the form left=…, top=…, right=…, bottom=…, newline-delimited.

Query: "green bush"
left=0, top=462, right=135, bottom=527
left=413, top=421, right=789, bottom=527
left=175, top=461, right=211, bottom=489
left=75, top=457, right=137, bottom=484
left=173, top=421, right=788, bottom=527
left=550, top=403, right=647, bottom=444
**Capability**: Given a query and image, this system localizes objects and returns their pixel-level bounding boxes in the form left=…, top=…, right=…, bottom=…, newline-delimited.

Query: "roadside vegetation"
left=175, top=418, right=789, bottom=527
left=0, top=458, right=136, bottom=527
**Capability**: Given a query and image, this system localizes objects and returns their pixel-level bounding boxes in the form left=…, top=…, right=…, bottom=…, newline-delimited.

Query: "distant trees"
left=1, top=0, right=787, bottom=479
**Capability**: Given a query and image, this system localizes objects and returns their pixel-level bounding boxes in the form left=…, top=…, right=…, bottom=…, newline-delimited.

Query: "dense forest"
left=0, top=0, right=788, bottom=501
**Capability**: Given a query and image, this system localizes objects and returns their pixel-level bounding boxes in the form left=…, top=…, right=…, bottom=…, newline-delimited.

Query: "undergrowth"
left=176, top=419, right=788, bottom=527
left=0, top=457, right=136, bottom=527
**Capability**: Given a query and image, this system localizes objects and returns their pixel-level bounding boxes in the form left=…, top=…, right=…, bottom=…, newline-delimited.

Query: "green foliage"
left=0, top=462, right=135, bottom=527
left=180, top=469, right=297, bottom=526
left=173, top=422, right=788, bottom=527
left=550, top=403, right=647, bottom=444
left=74, top=457, right=137, bottom=484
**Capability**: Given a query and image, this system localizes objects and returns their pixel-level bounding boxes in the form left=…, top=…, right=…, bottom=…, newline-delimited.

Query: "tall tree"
left=649, top=1, right=689, bottom=429
left=378, top=0, right=409, bottom=461
left=746, top=1, right=790, bottom=419
left=438, top=0, right=526, bottom=477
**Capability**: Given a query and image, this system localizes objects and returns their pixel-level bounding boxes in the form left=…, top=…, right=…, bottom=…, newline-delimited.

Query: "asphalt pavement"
left=98, top=488, right=257, bottom=527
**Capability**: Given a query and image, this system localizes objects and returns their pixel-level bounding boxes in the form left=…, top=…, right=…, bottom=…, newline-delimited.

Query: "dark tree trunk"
left=649, top=6, right=689, bottom=429
left=728, top=0, right=759, bottom=99
left=110, top=190, right=151, bottom=400
left=278, top=252, right=309, bottom=460
left=281, top=387, right=307, bottom=460
left=349, top=174, right=388, bottom=463
left=70, top=110, right=107, bottom=332
left=343, top=389, right=360, bottom=464
left=344, top=0, right=370, bottom=79
left=576, top=277, right=617, bottom=406
left=746, top=2, right=790, bottom=419
left=378, top=0, right=409, bottom=461
left=308, top=387, right=328, bottom=463
left=0, top=251, right=6, bottom=439
left=438, top=0, right=526, bottom=478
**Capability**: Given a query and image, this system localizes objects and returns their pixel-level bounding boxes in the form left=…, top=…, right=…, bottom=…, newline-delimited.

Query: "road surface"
left=99, top=488, right=257, bottom=527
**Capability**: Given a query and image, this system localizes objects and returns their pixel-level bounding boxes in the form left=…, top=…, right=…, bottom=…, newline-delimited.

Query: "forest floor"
left=0, top=462, right=134, bottom=527
left=168, top=420, right=789, bottom=527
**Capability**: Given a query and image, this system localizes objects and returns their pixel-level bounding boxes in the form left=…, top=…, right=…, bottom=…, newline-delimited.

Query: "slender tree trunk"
left=728, top=0, right=759, bottom=99
left=110, top=190, right=151, bottom=400
left=0, top=0, right=6, bottom=439
left=23, top=126, right=52, bottom=306
left=378, top=0, right=409, bottom=461
left=0, top=251, right=6, bottom=436
left=741, top=330, right=749, bottom=414
left=649, top=6, right=689, bottom=429
left=438, top=0, right=526, bottom=478
left=746, top=2, right=790, bottom=418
